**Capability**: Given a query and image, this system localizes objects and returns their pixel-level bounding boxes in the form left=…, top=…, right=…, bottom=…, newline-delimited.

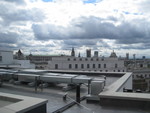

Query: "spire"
left=18, top=49, right=22, bottom=55
left=71, top=47, right=75, bottom=57
left=17, top=49, right=24, bottom=60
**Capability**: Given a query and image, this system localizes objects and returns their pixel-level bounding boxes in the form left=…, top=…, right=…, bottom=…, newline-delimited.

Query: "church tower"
left=71, top=47, right=75, bottom=57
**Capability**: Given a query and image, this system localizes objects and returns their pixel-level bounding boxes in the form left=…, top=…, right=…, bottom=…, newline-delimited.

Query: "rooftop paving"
left=0, top=76, right=149, bottom=113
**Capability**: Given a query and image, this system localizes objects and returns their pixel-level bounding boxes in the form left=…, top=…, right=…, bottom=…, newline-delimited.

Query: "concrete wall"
left=0, top=92, right=48, bottom=113
left=13, top=60, right=35, bottom=69
left=117, top=74, right=133, bottom=92
left=99, top=72, right=150, bottom=109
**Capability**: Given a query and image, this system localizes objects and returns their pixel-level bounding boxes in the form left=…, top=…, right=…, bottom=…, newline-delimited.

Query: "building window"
left=55, top=64, right=58, bottom=69
left=115, top=64, right=118, bottom=68
left=93, top=64, right=95, bottom=68
left=74, top=58, right=76, bottom=61
left=104, top=64, right=106, bottom=68
left=96, top=58, right=99, bottom=61
left=85, top=58, right=88, bottom=61
left=69, top=64, right=72, bottom=69
left=118, top=70, right=120, bottom=72
left=81, top=64, right=84, bottom=69
left=133, top=75, right=134, bottom=78
left=98, top=64, right=101, bottom=68
left=91, top=58, right=93, bottom=61
left=87, top=64, right=90, bottom=68
left=68, top=58, right=70, bottom=61
left=105, top=70, right=108, bottom=72
left=80, top=58, right=82, bottom=61
left=114, top=70, right=115, bottom=72
left=140, top=64, right=143, bottom=68
left=75, top=64, right=78, bottom=69
left=0, top=56, right=2, bottom=62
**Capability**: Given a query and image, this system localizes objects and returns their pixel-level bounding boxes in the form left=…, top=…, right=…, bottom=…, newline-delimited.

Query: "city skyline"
left=0, top=0, right=150, bottom=57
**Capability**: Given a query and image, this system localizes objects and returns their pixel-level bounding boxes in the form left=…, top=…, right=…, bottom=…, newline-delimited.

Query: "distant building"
left=26, top=54, right=61, bottom=69
left=132, top=69, right=150, bottom=92
left=0, top=49, right=35, bottom=69
left=14, top=49, right=25, bottom=60
left=126, top=53, right=129, bottom=60
left=94, top=51, right=98, bottom=57
left=48, top=51, right=126, bottom=72
left=125, top=58, right=150, bottom=71
left=0, top=49, right=13, bottom=64
left=86, top=49, right=91, bottom=58
left=109, top=50, right=117, bottom=58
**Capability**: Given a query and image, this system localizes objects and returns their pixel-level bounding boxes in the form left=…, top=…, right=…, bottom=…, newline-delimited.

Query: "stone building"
left=48, top=51, right=126, bottom=72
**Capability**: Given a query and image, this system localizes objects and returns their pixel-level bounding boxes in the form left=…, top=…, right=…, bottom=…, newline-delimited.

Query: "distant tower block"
left=71, top=47, right=75, bottom=57
left=86, top=49, right=91, bottom=58
left=126, top=53, right=129, bottom=60
left=94, top=51, right=98, bottom=57
left=78, top=52, right=81, bottom=58
left=133, top=54, right=136, bottom=60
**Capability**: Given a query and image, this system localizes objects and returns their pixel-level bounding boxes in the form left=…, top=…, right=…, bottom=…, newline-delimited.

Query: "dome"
left=110, top=50, right=117, bottom=58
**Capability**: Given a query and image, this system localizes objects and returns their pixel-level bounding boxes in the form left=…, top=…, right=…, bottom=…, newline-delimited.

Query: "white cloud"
left=0, top=0, right=150, bottom=57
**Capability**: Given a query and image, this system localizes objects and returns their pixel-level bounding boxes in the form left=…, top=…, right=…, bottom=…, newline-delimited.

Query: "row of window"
left=54, top=64, right=124, bottom=72
left=55, top=64, right=118, bottom=69
left=69, top=64, right=106, bottom=69
left=67, top=58, right=104, bottom=61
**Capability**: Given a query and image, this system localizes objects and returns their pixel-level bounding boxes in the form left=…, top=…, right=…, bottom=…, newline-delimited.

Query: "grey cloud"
left=32, top=24, right=68, bottom=40
left=1, top=0, right=26, bottom=5
left=63, top=39, right=97, bottom=46
left=0, top=32, right=18, bottom=44
left=0, top=43, right=18, bottom=49
left=137, top=0, right=150, bottom=14
left=71, top=16, right=147, bottom=42
left=0, top=3, right=45, bottom=26
left=61, top=39, right=110, bottom=51
left=121, top=45, right=148, bottom=50
left=3, top=9, right=45, bottom=25
left=0, top=31, right=20, bottom=50
left=32, top=16, right=150, bottom=47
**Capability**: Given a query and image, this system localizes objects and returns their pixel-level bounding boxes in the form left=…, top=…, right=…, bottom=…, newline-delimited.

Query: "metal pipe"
left=35, top=76, right=37, bottom=93
left=88, top=80, right=91, bottom=94
left=76, top=84, right=80, bottom=103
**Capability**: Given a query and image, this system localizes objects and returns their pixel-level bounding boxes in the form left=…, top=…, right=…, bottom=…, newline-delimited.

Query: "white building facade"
left=48, top=56, right=126, bottom=72
left=0, top=49, right=35, bottom=69
left=0, top=50, right=14, bottom=64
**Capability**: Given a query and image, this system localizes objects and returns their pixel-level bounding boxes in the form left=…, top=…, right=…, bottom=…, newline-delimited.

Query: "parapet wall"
left=99, top=72, right=150, bottom=109
left=0, top=92, right=48, bottom=113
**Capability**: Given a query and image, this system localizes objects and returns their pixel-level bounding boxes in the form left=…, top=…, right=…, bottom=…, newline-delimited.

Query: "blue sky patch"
left=83, top=0, right=97, bottom=4
left=42, top=0, right=53, bottom=2
left=123, top=11, right=143, bottom=15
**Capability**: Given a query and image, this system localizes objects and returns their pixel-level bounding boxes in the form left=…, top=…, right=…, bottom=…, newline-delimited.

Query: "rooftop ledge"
left=0, top=92, right=48, bottom=113
left=99, top=72, right=150, bottom=109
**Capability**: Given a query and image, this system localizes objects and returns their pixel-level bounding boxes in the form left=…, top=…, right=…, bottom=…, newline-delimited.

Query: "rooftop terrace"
left=0, top=70, right=150, bottom=113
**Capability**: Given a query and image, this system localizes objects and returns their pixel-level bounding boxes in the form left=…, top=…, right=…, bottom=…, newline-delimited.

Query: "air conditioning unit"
left=91, top=80, right=104, bottom=95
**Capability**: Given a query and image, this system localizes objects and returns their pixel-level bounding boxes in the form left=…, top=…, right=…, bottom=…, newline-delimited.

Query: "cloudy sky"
left=0, top=0, right=150, bottom=58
